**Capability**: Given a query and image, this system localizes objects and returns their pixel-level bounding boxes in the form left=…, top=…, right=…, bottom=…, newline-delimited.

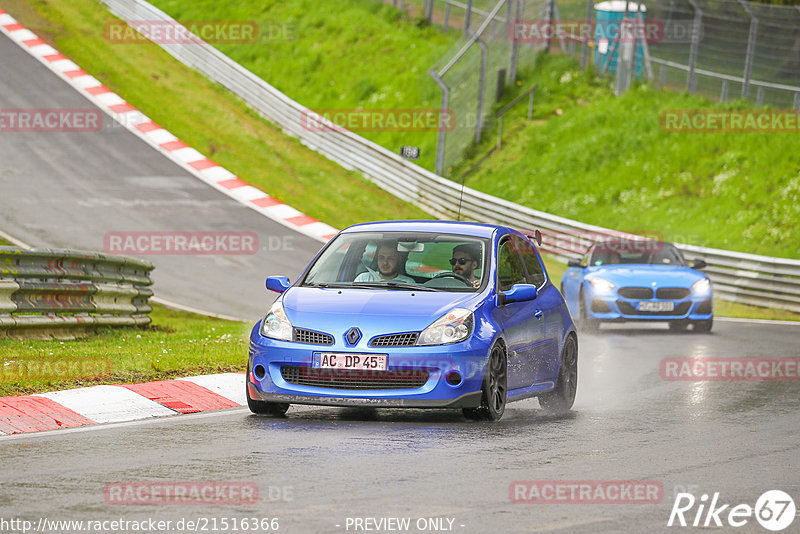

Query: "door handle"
left=534, top=309, right=543, bottom=320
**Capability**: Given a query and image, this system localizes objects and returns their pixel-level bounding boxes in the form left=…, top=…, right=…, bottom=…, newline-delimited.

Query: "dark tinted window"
left=497, top=239, right=527, bottom=291
left=512, top=235, right=546, bottom=286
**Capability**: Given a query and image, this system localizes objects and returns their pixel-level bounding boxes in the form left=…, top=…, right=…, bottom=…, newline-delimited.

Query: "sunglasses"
left=449, top=257, right=473, bottom=266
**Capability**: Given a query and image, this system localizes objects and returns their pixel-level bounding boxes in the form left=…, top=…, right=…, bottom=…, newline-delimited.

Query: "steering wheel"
left=432, top=272, right=472, bottom=286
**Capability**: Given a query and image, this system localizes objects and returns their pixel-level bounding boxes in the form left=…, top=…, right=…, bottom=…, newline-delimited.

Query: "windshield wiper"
left=303, top=282, right=352, bottom=289
left=353, top=281, right=438, bottom=292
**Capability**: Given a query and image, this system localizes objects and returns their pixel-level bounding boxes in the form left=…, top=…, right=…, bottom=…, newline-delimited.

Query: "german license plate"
left=638, top=301, right=674, bottom=312
left=313, top=353, right=388, bottom=371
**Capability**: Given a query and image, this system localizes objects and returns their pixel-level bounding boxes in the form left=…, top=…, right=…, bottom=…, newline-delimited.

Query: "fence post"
left=794, top=92, right=800, bottom=111
left=475, top=38, right=489, bottom=143
left=430, top=70, right=450, bottom=176
left=464, top=0, right=473, bottom=36
left=659, top=64, right=666, bottom=89
left=687, top=0, right=702, bottom=94
left=756, top=86, right=764, bottom=106
left=721, top=80, right=729, bottom=102
left=497, top=116, right=504, bottom=150
left=509, top=0, right=521, bottom=82
left=581, top=0, right=593, bottom=69
left=444, top=3, right=451, bottom=30
left=527, top=87, right=535, bottom=119
left=545, top=0, right=555, bottom=53
left=739, top=0, right=758, bottom=99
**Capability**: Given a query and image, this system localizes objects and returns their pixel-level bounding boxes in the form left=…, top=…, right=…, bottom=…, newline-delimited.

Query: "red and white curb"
left=0, top=8, right=338, bottom=243
left=0, top=373, right=247, bottom=436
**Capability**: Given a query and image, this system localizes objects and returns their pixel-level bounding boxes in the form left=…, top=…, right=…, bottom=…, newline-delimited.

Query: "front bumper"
left=585, top=292, right=713, bottom=322
left=247, top=324, right=492, bottom=409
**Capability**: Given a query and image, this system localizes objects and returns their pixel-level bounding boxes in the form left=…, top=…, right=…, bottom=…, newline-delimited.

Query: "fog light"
left=445, top=371, right=462, bottom=386
left=253, top=364, right=267, bottom=380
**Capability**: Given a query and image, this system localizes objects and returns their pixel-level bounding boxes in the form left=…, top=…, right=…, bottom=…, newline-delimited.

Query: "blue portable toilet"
left=594, top=0, right=646, bottom=77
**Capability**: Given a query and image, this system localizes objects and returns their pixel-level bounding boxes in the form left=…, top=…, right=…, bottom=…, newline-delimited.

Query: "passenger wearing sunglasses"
left=450, top=244, right=480, bottom=288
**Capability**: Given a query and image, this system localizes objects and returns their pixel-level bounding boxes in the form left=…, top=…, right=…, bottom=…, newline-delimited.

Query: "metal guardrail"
left=0, top=247, right=154, bottom=337
left=99, top=0, right=800, bottom=314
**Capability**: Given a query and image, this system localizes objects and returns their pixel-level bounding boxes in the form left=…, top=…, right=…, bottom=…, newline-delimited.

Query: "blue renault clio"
left=247, top=221, right=577, bottom=421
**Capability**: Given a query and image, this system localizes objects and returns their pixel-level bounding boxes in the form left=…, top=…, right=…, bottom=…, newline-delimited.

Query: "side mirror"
left=500, top=283, right=538, bottom=305
left=266, top=276, right=291, bottom=293
left=691, top=259, right=707, bottom=270
left=567, top=258, right=582, bottom=268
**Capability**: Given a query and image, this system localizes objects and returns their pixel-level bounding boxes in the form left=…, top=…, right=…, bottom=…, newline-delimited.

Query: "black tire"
left=692, top=317, right=713, bottom=333
left=463, top=343, right=507, bottom=422
left=578, top=289, right=600, bottom=332
left=539, top=335, right=578, bottom=414
left=246, top=365, right=290, bottom=416
left=668, top=320, right=689, bottom=331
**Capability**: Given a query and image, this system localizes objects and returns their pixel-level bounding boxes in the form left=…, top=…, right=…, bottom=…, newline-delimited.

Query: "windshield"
left=588, top=241, right=685, bottom=266
left=301, top=231, right=490, bottom=291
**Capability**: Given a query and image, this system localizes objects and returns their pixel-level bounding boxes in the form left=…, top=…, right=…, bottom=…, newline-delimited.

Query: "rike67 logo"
left=668, top=490, right=796, bottom=531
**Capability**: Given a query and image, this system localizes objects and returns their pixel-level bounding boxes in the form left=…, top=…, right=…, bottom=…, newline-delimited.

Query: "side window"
left=512, top=235, right=546, bottom=286
left=497, top=239, right=527, bottom=292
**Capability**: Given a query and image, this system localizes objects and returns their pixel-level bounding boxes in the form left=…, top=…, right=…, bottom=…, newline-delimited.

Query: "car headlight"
left=416, top=308, right=473, bottom=346
left=587, top=277, right=615, bottom=293
left=260, top=301, right=293, bottom=341
left=691, top=278, right=712, bottom=296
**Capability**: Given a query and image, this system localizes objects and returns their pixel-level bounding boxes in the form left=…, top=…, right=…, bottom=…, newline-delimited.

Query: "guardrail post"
left=429, top=70, right=450, bottom=176
left=687, top=0, right=702, bottom=94
left=738, top=0, right=758, bottom=99
left=475, top=38, right=488, bottom=143
left=464, top=0, right=473, bottom=36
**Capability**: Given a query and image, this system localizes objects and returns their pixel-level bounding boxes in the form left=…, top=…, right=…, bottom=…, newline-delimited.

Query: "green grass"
left=453, top=54, right=800, bottom=259
left=0, top=304, right=251, bottom=397
left=148, top=0, right=459, bottom=172
left=2, top=0, right=431, bottom=230
left=0, top=238, right=13, bottom=246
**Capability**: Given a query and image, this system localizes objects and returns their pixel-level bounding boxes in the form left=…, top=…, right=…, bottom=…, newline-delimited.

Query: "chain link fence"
left=559, top=0, right=800, bottom=107
left=384, top=0, right=549, bottom=175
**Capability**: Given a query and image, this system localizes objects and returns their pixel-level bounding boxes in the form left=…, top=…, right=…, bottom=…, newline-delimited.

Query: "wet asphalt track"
left=1, top=24, right=800, bottom=534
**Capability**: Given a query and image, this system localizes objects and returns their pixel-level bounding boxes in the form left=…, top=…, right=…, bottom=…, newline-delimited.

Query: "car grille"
left=618, top=287, right=654, bottom=299
left=280, top=366, right=429, bottom=390
left=293, top=328, right=334, bottom=345
left=656, top=287, right=691, bottom=299
left=369, top=332, right=419, bottom=347
left=617, top=301, right=692, bottom=316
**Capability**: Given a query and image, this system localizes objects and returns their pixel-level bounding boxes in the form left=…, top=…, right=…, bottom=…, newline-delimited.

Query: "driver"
left=450, top=244, right=481, bottom=288
left=355, top=240, right=415, bottom=283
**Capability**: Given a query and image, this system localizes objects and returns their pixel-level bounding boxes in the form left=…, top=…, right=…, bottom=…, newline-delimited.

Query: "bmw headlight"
left=691, top=278, right=712, bottom=296
left=416, top=308, right=473, bottom=346
left=587, top=277, right=615, bottom=293
left=260, top=301, right=293, bottom=341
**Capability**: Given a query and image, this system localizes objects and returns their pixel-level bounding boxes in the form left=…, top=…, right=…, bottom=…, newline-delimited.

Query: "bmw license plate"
left=638, top=301, right=674, bottom=312
left=313, top=353, right=388, bottom=371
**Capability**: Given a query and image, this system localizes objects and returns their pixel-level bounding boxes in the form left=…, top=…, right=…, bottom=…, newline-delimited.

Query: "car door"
left=492, top=236, right=545, bottom=390
left=513, top=235, right=563, bottom=385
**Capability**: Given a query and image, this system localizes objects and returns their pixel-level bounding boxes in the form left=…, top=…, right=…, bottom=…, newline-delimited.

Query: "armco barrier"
left=98, top=0, right=800, bottom=314
left=0, top=247, right=154, bottom=337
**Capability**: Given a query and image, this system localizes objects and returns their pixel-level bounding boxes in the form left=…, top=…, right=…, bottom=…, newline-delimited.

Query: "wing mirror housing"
left=567, top=258, right=583, bottom=268
left=498, top=283, right=538, bottom=305
left=266, top=276, right=291, bottom=293
left=692, top=259, right=707, bottom=270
